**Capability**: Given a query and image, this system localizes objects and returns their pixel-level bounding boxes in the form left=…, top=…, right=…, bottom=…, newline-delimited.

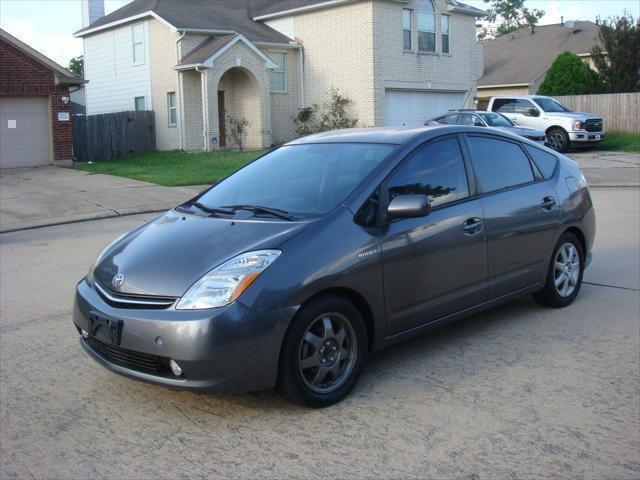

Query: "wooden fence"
left=72, top=111, right=156, bottom=162
left=553, top=93, right=640, bottom=134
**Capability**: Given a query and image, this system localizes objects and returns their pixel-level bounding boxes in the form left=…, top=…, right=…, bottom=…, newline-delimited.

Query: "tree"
left=293, top=88, right=358, bottom=136
left=591, top=14, right=640, bottom=93
left=537, top=52, right=601, bottom=95
left=477, top=0, right=544, bottom=40
left=68, top=55, right=84, bottom=77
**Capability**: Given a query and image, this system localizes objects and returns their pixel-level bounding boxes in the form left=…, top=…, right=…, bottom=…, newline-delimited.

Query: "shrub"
left=226, top=115, right=250, bottom=151
left=294, top=88, right=358, bottom=136
left=537, top=51, right=601, bottom=95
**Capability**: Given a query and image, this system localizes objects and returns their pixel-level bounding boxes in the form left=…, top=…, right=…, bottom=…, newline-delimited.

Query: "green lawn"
left=72, top=149, right=269, bottom=187
left=593, top=131, right=640, bottom=153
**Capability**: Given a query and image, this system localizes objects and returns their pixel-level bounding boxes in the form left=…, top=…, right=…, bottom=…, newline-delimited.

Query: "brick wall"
left=0, top=38, right=74, bottom=162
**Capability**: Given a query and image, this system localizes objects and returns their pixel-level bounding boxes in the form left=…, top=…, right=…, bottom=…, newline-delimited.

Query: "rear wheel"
left=533, top=232, right=584, bottom=308
left=547, top=128, right=570, bottom=153
left=276, top=294, right=366, bottom=408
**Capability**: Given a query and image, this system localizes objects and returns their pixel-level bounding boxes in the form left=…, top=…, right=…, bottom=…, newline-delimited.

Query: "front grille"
left=84, top=335, right=173, bottom=376
left=584, top=118, right=603, bottom=132
left=94, top=281, right=176, bottom=310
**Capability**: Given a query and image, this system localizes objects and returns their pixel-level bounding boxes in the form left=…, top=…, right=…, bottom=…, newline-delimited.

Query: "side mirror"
left=387, top=194, right=431, bottom=219
left=526, top=108, right=540, bottom=117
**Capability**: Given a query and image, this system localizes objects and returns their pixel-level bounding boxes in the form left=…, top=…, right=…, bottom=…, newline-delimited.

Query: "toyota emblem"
left=112, top=274, right=125, bottom=288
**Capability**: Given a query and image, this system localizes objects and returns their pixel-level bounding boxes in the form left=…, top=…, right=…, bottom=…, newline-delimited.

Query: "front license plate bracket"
left=88, top=313, right=123, bottom=345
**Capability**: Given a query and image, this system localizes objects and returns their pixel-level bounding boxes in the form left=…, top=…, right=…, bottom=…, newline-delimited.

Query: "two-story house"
left=74, top=0, right=485, bottom=151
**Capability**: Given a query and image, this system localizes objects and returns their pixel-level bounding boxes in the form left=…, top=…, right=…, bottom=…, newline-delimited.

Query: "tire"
left=533, top=232, right=584, bottom=308
left=276, top=294, right=367, bottom=408
left=547, top=127, right=570, bottom=153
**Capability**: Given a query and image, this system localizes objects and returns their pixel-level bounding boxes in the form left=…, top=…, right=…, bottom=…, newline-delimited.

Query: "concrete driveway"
left=0, top=167, right=200, bottom=233
left=0, top=187, right=638, bottom=479
left=569, top=150, right=640, bottom=187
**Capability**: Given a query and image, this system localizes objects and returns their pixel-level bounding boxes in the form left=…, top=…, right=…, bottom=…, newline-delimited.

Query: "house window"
left=269, top=52, right=286, bottom=92
left=403, top=9, right=412, bottom=50
left=417, top=0, right=436, bottom=53
left=167, top=92, right=177, bottom=126
left=134, top=96, right=145, bottom=111
left=132, top=23, right=145, bottom=64
left=441, top=15, right=450, bottom=54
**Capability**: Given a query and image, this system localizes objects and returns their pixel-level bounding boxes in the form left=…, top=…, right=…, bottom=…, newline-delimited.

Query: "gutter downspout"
left=175, top=30, right=186, bottom=150
left=196, top=65, right=208, bottom=151
left=299, top=46, right=305, bottom=109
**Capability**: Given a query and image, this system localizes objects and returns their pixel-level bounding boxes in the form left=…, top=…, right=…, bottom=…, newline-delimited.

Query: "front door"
left=381, top=136, right=488, bottom=336
left=218, top=91, right=226, bottom=148
left=464, top=134, right=560, bottom=298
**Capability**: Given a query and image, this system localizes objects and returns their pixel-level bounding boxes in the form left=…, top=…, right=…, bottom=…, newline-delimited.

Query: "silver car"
left=428, top=110, right=548, bottom=146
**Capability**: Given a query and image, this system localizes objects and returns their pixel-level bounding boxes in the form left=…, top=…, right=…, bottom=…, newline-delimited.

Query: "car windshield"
left=533, top=97, right=571, bottom=113
left=480, top=113, right=513, bottom=127
left=193, top=143, right=395, bottom=217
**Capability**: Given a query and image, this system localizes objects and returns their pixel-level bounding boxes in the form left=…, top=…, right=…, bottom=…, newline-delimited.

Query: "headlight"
left=176, top=250, right=281, bottom=310
left=86, top=233, right=126, bottom=284
left=573, top=121, right=583, bottom=130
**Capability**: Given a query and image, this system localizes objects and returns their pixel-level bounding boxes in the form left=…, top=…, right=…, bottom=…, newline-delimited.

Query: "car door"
left=380, top=136, right=488, bottom=336
left=463, top=134, right=560, bottom=298
left=458, top=113, right=486, bottom=127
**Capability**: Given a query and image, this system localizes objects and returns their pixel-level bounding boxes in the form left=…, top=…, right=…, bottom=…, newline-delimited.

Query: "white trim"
left=201, top=34, right=279, bottom=70
left=74, top=11, right=176, bottom=37
left=253, top=0, right=356, bottom=20
left=175, top=63, right=204, bottom=71
left=254, top=41, right=301, bottom=48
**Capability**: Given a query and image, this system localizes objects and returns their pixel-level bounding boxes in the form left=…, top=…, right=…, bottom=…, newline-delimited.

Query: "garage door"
left=0, top=96, right=50, bottom=168
left=384, top=90, right=467, bottom=127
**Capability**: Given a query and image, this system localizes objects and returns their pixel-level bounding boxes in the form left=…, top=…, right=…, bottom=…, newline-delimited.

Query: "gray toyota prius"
left=73, top=126, right=595, bottom=407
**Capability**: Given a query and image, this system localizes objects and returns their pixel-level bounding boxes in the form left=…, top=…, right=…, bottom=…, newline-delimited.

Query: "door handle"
left=462, top=217, right=484, bottom=236
left=541, top=196, right=557, bottom=211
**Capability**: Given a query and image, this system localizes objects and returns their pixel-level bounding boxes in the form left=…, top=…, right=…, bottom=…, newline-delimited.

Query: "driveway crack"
left=583, top=281, right=639, bottom=292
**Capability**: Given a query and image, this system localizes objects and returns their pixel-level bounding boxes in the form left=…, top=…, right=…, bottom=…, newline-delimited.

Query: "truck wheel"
left=547, top=128, right=569, bottom=153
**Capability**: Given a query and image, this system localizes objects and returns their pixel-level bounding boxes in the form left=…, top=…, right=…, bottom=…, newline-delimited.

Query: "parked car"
left=74, top=126, right=596, bottom=407
left=426, top=110, right=547, bottom=146
left=487, top=95, right=604, bottom=153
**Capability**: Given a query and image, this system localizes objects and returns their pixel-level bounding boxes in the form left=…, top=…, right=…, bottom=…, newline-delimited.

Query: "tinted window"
left=480, top=112, right=513, bottom=127
left=196, top=143, right=394, bottom=216
left=532, top=97, right=570, bottom=112
left=514, top=99, right=535, bottom=114
left=492, top=98, right=515, bottom=112
left=524, top=145, right=558, bottom=178
left=459, top=113, right=484, bottom=126
left=388, top=137, right=469, bottom=207
left=436, top=113, right=459, bottom=125
left=466, top=136, right=535, bottom=193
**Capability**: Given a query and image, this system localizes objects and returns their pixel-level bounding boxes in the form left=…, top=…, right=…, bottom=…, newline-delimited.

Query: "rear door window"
left=524, top=145, right=558, bottom=178
left=387, top=137, right=469, bottom=207
left=466, top=136, right=535, bottom=193
left=492, top=98, right=516, bottom=113
left=436, top=113, right=459, bottom=124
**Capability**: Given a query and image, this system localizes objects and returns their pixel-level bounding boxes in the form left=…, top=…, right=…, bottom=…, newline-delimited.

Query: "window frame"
left=417, top=0, right=436, bottom=53
left=441, top=14, right=450, bottom=55
left=403, top=9, right=413, bottom=51
left=134, top=96, right=146, bottom=112
left=132, top=22, right=145, bottom=65
left=167, top=92, right=177, bottom=127
left=269, top=51, right=287, bottom=93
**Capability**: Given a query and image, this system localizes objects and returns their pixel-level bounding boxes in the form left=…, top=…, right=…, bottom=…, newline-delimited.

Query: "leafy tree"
left=477, top=0, right=544, bottom=40
left=591, top=13, right=640, bottom=93
left=68, top=55, right=84, bottom=77
left=537, top=51, right=601, bottom=95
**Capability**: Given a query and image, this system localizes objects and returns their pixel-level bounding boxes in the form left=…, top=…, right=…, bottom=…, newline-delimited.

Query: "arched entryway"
left=217, top=67, right=263, bottom=149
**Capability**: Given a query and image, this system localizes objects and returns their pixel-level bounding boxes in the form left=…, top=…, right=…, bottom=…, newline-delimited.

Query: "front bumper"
left=569, top=131, right=604, bottom=144
left=73, top=279, right=297, bottom=393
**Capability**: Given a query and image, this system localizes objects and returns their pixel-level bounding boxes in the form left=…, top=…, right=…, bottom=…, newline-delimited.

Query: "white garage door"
left=384, top=90, right=467, bottom=127
left=0, top=96, right=51, bottom=168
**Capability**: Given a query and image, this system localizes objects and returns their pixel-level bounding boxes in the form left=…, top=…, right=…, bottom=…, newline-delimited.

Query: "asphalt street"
left=0, top=188, right=638, bottom=479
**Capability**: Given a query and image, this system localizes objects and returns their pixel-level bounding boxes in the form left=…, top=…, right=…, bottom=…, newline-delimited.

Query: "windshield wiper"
left=184, top=201, right=234, bottom=216
left=222, top=204, right=294, bottom=221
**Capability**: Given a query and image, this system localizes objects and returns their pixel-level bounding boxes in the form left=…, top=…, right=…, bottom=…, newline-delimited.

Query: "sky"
left=1, top=0, right=638, bottom=68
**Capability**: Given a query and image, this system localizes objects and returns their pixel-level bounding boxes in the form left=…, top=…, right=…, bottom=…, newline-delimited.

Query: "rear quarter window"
left=524, top=145, right=558, bottom=178
left=466, top=136, right=535, bottom=193
left=491, top=98, right=515, bottom=113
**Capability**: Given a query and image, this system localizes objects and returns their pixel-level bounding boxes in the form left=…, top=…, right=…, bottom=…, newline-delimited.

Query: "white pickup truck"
left=487, top=95, right=604, bottom=153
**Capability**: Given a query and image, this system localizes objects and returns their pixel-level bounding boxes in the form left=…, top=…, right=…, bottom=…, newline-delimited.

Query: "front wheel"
left=533, top=232, right=584, bottom=308
left=276, top=294, right=367, bottom=408
left=547, top=128, right=570, bottom=153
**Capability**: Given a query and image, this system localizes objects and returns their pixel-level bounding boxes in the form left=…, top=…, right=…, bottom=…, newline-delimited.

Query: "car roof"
left=286, top=126, right=451, bottom=145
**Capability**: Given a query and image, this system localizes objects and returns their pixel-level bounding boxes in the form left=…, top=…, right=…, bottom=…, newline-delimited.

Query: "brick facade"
left=0, top=38, right=75, bottom=163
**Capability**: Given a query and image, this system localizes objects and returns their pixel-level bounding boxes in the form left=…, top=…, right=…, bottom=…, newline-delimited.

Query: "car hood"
left=544, top=112, right=599, bottom=120
left=493, top=126, right=546, bottom=137
left=93, top=210, right=308, bottom=297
